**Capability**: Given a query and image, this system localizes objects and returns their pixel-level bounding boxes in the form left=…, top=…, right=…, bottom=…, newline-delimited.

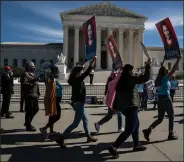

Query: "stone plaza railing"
left=0, top=83, right=184, bottom=102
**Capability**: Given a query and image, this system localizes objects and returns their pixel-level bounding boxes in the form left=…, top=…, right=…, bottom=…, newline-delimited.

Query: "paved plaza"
left=1, top=102, right=184, bottom=161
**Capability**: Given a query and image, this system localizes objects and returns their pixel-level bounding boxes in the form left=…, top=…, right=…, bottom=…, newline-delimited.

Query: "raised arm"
left=168, top=55, right=182, bottom=78
left=78, top=56, right=97, bottom=81
left=133, top=57, right=152, bottom=84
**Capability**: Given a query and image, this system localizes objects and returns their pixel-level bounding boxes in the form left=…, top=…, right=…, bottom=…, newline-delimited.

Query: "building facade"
left=60, top=2, right=147, bottom=69
left=0, top=2, right=183, bottom=76
left=0, top=42, right=63, bottom=68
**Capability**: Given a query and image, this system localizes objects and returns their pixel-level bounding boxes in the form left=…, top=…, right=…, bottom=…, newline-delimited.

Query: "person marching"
left=1, top=66, right=14, bottom=119
left=142, top=55, right=182, bottom=141
left=89, top=68, right=94, bottom=85
left=40, top=65, right=63, bottom=135
left=107, top=57, right=152, bottom=159
left=94, top=69, right=124, bottom=133
left=55, top=56, right=98, bottom=148
left=22, top=61, right=40, bottom=131
left=20, top=73, right=25, bottom=112
left=169, top=76, right=178, bottom=102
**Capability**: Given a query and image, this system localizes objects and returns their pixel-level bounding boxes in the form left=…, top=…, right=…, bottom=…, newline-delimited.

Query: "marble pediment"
left=61, top=2, right=147, bottom=19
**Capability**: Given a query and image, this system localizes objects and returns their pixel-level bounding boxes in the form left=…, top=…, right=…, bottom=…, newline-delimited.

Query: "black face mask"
left=54, top=74, right=59, bottom=79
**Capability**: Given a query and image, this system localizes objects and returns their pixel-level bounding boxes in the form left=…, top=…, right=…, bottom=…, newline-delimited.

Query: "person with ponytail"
left=94, top=67, right=124, bottom=133
left=107, top=57, right=152, bottom=159
left=142, top=54, right=182, bottom=142
left=55, top=56, right=98, bottom=148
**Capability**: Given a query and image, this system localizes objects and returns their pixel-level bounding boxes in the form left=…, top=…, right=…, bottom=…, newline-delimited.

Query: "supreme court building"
left=60, top=2, right=146, bottom=69
left=0, top=2, right=184, bottom=76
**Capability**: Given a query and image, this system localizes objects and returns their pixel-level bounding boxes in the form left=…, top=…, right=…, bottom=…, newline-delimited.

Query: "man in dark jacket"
left=20, top=73, right=25, bottom=112
left=1, top=66, right=14, bottom=118
left=23, top=61, right=40, bottom=131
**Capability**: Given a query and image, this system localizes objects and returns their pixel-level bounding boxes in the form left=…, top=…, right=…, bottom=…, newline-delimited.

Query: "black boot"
left=26, top=125, right=36, bottom=132
left=55, top=136, right=67, bottom=149
left=0, top=128, right=4, bottom=134
left=168, top=132, right=178, bottom=140
left=108, top=146, right=119, bottom=159
left=133, top=145, right=147, bottom=152
left=5, top=114, right=14, bottom=119
left=142, top=128, right=151, bottom=142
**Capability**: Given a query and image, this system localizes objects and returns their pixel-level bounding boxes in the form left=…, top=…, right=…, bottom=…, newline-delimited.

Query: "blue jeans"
left=98, top=108, right=123, bottom=130
left=62, top=102, right=89, bottom=137
left=113, top=108, right=140, bottom=148
left=150, top=95, right=174, bottom=131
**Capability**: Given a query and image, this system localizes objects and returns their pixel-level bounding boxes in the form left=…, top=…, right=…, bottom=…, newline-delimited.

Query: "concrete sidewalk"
left=1, top=102, right=184, bottom=161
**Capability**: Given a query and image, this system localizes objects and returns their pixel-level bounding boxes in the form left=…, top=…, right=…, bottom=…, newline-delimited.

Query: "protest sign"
left=82, top=16, right=96, bottom=61
left=140, top=41, right=150, bottom=59
left=107, top=35, right=123, bottom=70
left=156, top=17, right=180, bottom=60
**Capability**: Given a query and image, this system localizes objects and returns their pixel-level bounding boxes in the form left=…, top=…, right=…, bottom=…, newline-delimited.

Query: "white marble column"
left=108, top=28, right=113, bottom=69
left=128, top=30, right=134, bottom=65
left=74, top=26, right=79, bottom=65
left=96, top=27, right=101, bottom=69
left=63, top=25, right=69, bottom=66
left=118, top=28, right=124, bottom=62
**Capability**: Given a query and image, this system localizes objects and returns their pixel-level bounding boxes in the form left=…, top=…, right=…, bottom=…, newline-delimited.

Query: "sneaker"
left=94, top=123, right=100, bottom=132
left=168, top=132, right=178, bottom=140
left=118, top=127, right=124, bottom=133
left=142, top=129, right=151, bottom=142
left=108, top=146, right=119, bottom=159
left=87, top=135, right=98, bottom=143
left=5, top=115, right=14, bottom=119
left=133, top=145, right=147, bottom=152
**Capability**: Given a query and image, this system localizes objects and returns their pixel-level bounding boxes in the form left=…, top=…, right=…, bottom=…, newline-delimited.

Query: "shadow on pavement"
left=1, top=144, right=102, bottom=161
left=174, top=119, right=184, bottom=124
left=1, top=132, right=168, bottom=161
left=90, top=113, right=110, bottom=116
left=2, top=129, right=25, bottom=134
left=154, top=113, right=183, bottom=119
left=85, top=105, right=107, bottom=109
left=175, top=106, right=184, bottom=108
left=1, top=131, right=82, bottom=145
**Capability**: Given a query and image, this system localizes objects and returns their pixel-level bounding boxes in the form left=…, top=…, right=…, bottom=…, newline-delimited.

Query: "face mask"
left=54, top=74, right=59, bottom=79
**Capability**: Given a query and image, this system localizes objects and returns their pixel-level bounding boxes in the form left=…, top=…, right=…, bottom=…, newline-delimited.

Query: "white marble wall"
left=0, top=44, right=63, bottom=69
left=144, top=47, right=184, bottom=75
left=1, top=43, right=183, bottom=77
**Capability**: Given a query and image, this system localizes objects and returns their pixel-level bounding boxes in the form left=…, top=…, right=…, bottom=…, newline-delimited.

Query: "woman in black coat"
left=108, top=57, right=152, bottom=159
